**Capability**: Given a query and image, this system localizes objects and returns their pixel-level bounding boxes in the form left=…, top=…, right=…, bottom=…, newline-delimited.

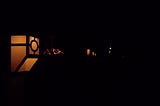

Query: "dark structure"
left=1, top=32, right=133, bottom=106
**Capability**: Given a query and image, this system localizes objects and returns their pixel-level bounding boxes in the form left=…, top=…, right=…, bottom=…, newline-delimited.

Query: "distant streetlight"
left=87, top=49, right=91, bottom=56
left=92, top=51, right=96, bottom=56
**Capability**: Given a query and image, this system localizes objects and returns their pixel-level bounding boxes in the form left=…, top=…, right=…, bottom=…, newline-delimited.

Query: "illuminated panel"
left=87, top=49, right=91, bottom=56
left=35, top=38, right=39, bottom=45
left=29, top=36, right=39, bottom=45
left=31, top=42, right=38, bottom=50
left=29, top=47, right=39, bottom=55
left=35, top=48, right=39, bottom=55
left=18, top=58, right=38, bottom=72
left=11, top=35, right=40, bottom=72
left=11, top=36, right=26, bottom=44
left=29, top=47, right=34, bottom=54
left=11, top=46, right=26, bottom=72
left=29, top=36, right=39, bottom=55
left=29, top=36, right=34, bottom=43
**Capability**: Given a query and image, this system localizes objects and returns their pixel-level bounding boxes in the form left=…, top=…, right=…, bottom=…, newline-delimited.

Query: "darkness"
left=0, top=31, right=144, bottom=106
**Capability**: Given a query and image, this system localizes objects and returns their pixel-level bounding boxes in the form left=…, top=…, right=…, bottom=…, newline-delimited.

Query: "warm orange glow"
left=92, top=52, right=94, bottom=56
left=11, top=35, right=40, bottom=72
left=29, top=36, right=39, bottom=55
left=29, top=36, right=39, bottom=45
left=31, top=41, right=38, bottom=50
left=29, top=47, right=34, bottom=54
left=18, top=58, right=38, bottom=72
left=29, top=47, right=39, bottom=55
left=92, top=52, right=96, bottom=56
left=11, top=35, right=26, bottom=44
left=35, top=38, right=39, bottom=45
left=11, top=46, right=26, bottom=72
left=87, top=49, right=90, bottom=56
left=29, top=36, right=34, bottom=43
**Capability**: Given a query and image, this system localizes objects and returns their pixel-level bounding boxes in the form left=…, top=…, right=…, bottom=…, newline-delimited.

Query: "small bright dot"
left=109, top=47, right=112, bottom=50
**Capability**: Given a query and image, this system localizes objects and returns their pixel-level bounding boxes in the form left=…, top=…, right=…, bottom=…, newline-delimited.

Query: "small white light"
left=109, top=47, right=112, bottom=50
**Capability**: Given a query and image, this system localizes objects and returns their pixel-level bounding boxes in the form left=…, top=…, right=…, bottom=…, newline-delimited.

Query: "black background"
left=0, top=6, right=149, bottom=105
left=0, top=30, right=145, bottom=106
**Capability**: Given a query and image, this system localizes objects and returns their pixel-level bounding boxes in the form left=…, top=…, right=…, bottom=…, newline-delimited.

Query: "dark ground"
left=4, top=53, right=130, bottom=106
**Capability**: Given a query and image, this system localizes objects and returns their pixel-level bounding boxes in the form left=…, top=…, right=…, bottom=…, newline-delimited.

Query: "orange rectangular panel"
left=35, top=38, right=39, bottom=45
left=29, top=36, right=34, bottom=43
left=18, top=58, right=38, bottom=72
left=11, top=35, right=26, bottom=44
left=11, top=46, right=26, bottom=72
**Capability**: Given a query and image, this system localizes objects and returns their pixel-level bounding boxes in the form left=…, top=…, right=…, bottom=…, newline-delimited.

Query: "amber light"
left=18, top=58, right=38, bottom=72
left=31, top=42, right=38, bottom=50
left=11, top=35, right=26, bottom=44
left=87, top=49, right=91, bottom=56
left=11, top=35, right=39, bottom=72
left=29, top=36, right=39, bottom=55
left=92, top=52, right=96, bottom=56
left=11, top=46, right=26, bottom=72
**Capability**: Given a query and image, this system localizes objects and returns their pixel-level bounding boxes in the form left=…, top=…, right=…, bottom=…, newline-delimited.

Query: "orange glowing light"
left=92, top=52, right=96, bottom=56
left=92, top=52, right=94, bottom=56
left=11, top=35, right=40, bottom=72
left=11, top=35, right=26, bottom=44
left=31, top=42, right=38, bottom=50
left=11, top=46, right=26, bottom=72
left=29, top=36, right=39, bottom=55
left=18, top=58, right=38, bottom=72
left=29, top=36, right=34, bottom=43
left=87, top=49, right=91, bottom=56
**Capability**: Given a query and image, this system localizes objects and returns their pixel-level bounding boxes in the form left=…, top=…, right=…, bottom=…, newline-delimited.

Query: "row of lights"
left=86, top=49, right=96, bottom=56
left=43, top=48, right=64, bottom=55
left=87, top=46, right=112, bottom=56
left=43, top=47, right=112, bottom=56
